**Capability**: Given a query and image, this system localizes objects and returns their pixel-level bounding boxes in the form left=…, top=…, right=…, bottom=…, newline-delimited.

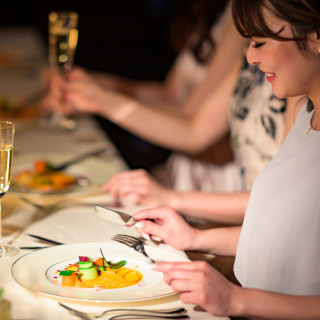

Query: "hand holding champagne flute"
left=47, top=11, right=79, bottom=129
left=0, top=121, right=18, bottom=257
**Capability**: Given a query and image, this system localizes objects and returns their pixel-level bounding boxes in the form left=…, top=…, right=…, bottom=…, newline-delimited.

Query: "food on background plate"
left=0, top=96, right=38, bottom=118
left=57, top=255, right=143, bottom=289
left=12, top=159, right=77, bottom=192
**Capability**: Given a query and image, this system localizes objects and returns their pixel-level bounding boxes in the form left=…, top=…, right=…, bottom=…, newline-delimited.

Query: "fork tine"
left=111, top=238, right=129, bottom=246
left=112, top=234, right=155, bottom=263
left=112, top=234, right=137, bottom=241
left=112, top=235, right=139, bottom=245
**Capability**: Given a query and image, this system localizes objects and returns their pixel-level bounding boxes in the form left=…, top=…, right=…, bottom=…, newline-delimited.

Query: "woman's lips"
left=265, top=72, right=276, bottom=83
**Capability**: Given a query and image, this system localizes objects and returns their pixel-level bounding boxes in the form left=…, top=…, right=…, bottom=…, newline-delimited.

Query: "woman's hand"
left=153, top=261, right=238, bottom=317
left=62, top=67, right=109, bottom=115
left=62, top=67, right=135, bottom=117
left=103, top=169, right=174, bottom=207
left=133, top=206, right=198, bottom=251
left=39, top=67, right=92, bottom=116
left=38, top=68, right=65, bottom=115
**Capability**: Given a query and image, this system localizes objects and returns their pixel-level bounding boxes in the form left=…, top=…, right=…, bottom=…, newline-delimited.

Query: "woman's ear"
left=314, top=31, right=320, bottom=53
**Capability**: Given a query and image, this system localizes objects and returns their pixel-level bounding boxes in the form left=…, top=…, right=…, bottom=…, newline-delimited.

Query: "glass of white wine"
left=47, top=11, right=79, bottom=129
left=0, top=121, right=18, bottom=257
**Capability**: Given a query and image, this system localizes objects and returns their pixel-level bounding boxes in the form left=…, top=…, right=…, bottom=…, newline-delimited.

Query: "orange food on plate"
left=61, top=272, right=76, bottom=287
left=74, top=268, right=142, bottom=289
left=0, top=96, right=38, bottom=118
left=60, top=256, right=143, bottom=289
left=12, top=159, right=77, bottom=192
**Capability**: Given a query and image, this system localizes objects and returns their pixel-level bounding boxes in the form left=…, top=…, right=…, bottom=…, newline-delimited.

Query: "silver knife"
left=25, top=233, right=65, bottom=245
left=94, top=206, right=136, bottom=227
left=50, top=147, right=106, bottom=171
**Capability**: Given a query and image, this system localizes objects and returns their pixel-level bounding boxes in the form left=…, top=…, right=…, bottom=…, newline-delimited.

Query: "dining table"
left=0, top=114, right=231, bottom=320
left=0, top=26, right=233, bottom=320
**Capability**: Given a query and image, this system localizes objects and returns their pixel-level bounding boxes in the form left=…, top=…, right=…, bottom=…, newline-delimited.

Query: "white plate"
left=12, top=242, right=189, bottom=302
left=10, top=152, right=120, bottom=196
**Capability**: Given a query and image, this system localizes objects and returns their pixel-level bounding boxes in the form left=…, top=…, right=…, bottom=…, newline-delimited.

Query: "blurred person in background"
left=39, top=0, right=232, bottom=171
left=39, top=3, right=301, bottom=224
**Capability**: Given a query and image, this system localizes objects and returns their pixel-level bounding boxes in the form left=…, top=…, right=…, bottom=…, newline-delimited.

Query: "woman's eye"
left=252, top=42, right=265, bottom=48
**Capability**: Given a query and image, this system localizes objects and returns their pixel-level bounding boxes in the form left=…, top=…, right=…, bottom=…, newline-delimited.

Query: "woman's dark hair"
left=169, top=0, right=230, bottom=63
left=231, top=0, right=320, bottom=51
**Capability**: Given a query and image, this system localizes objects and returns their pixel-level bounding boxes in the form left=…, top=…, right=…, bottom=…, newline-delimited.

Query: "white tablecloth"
left=0, top=116, right=229, bottom=320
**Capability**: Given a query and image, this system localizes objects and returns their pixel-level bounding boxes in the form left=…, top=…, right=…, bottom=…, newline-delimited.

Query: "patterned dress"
left=229, top=59, right=287, bottom=190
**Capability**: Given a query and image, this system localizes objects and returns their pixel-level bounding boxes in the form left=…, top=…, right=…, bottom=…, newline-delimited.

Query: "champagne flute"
left=0, top=121, right=18, bottom=257
left=47, top=11, right=79, bottom=129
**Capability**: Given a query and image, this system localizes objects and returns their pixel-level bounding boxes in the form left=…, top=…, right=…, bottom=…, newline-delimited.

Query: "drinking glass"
left=0, top=121, right=18, bottom=257
left=47, top=11, right=79, bottom=129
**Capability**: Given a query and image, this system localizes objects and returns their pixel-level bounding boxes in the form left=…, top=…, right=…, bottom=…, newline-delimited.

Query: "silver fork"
left=111, top=234, right=155, bottom=263
left=59, top=302, right=188, bottom=319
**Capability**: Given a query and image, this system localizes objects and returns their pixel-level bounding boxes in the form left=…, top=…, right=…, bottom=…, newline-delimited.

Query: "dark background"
left=0, top=0, right=181, bottom=79
left=0, top=1, right=190, bottom=169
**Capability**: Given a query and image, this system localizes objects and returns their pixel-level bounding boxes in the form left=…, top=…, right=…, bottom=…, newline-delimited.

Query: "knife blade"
left=94, top=206, right=135, bottom=226
left=50, top=147, right=106, bottom=171
left=25, top=233, right=64, bottom=245
left=20, top=246, right=50, bottom=250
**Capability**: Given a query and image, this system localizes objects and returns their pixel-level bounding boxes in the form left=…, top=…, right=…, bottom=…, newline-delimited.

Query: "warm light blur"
left=48, top=11, right=79, bottom=73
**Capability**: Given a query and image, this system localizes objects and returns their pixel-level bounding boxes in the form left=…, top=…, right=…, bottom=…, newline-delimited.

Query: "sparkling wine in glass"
left=48, top=11, right=78, bottom=73
left=47, top=11, right=79, bottom=129
left=0, top=121, right=18, bottom=257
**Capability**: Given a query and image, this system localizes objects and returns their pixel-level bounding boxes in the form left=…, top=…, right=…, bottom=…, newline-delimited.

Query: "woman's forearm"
left=92, top=70, right=181, bottom=108
left=232, top=287, right=320, bottom=320
left=97, top=93, right=229, bottom=153
left=168, top=191, right=250, bottom=224
left=193, top=226, right=241, bottom=256
left=94, top=58, right=239, bottom=153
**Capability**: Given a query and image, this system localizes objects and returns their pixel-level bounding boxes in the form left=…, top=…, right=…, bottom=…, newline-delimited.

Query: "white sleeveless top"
left=234, top=103, right=320, bottom=295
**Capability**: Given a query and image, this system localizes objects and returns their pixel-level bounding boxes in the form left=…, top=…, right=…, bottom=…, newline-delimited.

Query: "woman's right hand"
left=63, top=67, right=135, bottom=117
left=133, top=206, right=198, bottom=251
left=103, top=169, right=174, bottom=207
left=38, top=68, right=65, bottom=115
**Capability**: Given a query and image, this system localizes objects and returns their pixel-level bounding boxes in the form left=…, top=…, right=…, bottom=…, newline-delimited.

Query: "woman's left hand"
left=153, top=261, right=239, bottom=317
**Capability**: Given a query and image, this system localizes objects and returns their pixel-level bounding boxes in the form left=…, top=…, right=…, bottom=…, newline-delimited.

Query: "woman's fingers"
left=133, top=206, right=171, bottom=221
left=153, top=261, right=198, bottom=272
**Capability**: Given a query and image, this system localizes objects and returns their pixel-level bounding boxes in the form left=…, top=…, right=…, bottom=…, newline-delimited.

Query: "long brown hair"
left=231, top=0, right=320, bottom=51
left=169, top=0, right=230, bottom=63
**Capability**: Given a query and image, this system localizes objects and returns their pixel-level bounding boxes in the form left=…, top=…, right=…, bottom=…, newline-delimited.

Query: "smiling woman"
left=127, top=1, right=320, bottom=319
left=235, top=0, right=320, bottom=100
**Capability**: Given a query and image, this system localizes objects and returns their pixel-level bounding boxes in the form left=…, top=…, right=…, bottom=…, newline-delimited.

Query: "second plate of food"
left=10, top=152, right=122, bottom=196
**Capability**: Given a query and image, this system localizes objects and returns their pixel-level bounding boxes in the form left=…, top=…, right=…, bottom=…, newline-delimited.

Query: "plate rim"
left=11, top=241, right=189, bottom=303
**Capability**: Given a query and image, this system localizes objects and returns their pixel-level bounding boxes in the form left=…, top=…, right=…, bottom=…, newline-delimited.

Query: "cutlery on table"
left=49, top=147, right=107, bottom=171
left=58, top=302, right=188, bottom=319
left=111, top=234, right=155, bottom=263
left=94, top=206, right=136, bottom=227
left=94, top=206, right=154, bottom=227
left=25, top=233, right=64, bottom=245
left=19, top=246, right=50, bottom=250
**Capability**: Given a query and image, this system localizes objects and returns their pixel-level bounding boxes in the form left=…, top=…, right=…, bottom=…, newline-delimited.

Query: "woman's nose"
left=246, top=44, right=259, bottom=65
